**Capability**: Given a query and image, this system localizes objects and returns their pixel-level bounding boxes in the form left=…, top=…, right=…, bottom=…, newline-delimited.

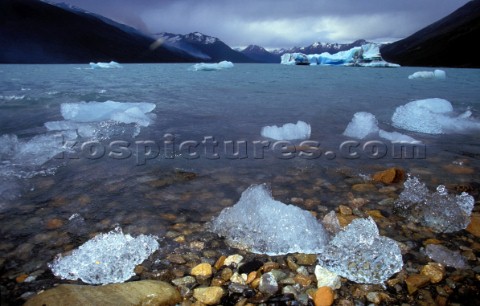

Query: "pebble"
left=191, top=263, right=212, bottom=278
left=172, top=276, right=196, bottom=287
left=214, top=255, right=226, bottom=269
left=405, top=274, right=430, bottom=294
left=224, top=254, right=243, bottom=266
left=230, top=272, right=247, bottom=285
left=466, top=213, right=480, bottom=238
left=167, top=254, right=186, bottom=264
left=259, top=272, right=278, bottom=295
left=420, top=262, right=445, bottom=284
left=351, top=183, right=376, bottom=193
left=315, top=265, right=341, bottom=289
left=221, top=268, right=233, bottom=281
left=45, top=218, right=63, bottom=230
left=338, top=205, right=352, bottom=215
left=313, top=286, right=334, bottom=306
left=294, top=274, right=312, bottom=286
left=193, top=286, right=224, bottom=305
left=262, top=261, right=280, bottom=272
left=372, top=167, right=405, bottom=184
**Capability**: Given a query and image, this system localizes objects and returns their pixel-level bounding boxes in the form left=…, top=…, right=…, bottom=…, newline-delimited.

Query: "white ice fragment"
left=378, top=130, right=420, bottom=143
left=281, top=53, right=310, bottom=65
left=89, top=61, right=122, bottom=69
left=408, top=69, right=446, bottom=80
left=191, top=61, right=234, bottom=71
left=425, top=244, right=467, bottom=269
left=261, top=121, right=311, bottom=140
left=49, top=227, right=159, bottom=284
left=317, top=217, right=403, bottom=284
left=392, top=98, right=480, bottom=134
left=343, top=112, right=379, bottom=139
left=210, top=184, right=329, bottom=255
left=394, top=176, right=474, bottom=233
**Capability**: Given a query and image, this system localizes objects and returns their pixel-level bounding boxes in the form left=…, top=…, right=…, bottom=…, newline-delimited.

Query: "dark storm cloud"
left=54, top=0, right=470, bottom=48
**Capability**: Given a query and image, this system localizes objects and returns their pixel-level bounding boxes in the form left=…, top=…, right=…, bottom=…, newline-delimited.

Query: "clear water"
left=0, top=63, right=479, bottom=287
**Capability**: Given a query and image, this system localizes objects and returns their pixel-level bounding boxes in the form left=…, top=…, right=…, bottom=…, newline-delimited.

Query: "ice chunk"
left=210, top=184, right=329, bottom=255
left=343, top=112, right=379, bottom=139
left=89, top=61, right=122, bottom=69
left=392, top=98, right=480, bottom=134
left=191, top=61, right=234, bottom=71
left=317, top=217, right=403, bottom=284
left=378, top=130, right=420, bottom=143
left=425, top=244, right=467, bottom=269
left=281, top=53, right=310, bottom=65
left=49, top=227, right=159, bottom=284
left=261, top=121, right=311, bottom=140
left=408, top=70, right=446, bottom=80
left=394, top=176, right=474, bottom=233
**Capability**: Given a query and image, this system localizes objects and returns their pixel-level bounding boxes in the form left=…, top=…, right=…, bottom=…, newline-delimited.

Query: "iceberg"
left=282, top=44, right=399, bottom=67
left=89, top=61, right=122, bottom=69
left=343, top=112, right=419, bottom=143
left=191, top=60, right=234, bottom=71
left=210, top=184, right=329, bottom=255
left=408, top=70, right=446, bottom=80
left=261, top=120, right=311, bottom=140
left=394, top=176, right=474, bottom=233
left=317, top=217, right=403, bottom=284
left=49, top=227, right=159, bottom=285
left=392, top=98, right=480, bottom=134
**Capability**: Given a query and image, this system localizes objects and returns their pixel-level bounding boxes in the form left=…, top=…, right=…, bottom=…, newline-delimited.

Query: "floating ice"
left=89, top=61, right=122, bottom=69
left=45, top=101, right=156, bottom=140
left=425, top=244, right=467, bottom=269
left=343, top=112, right=379, bottom=139
left=378, top=130, right=420, bottom=143
left=210, top=184, right=329, bottom=255
left=191, top=61, right=234, bottom=71
left=261, top=121, right=311, bottom=140
left=280, top=53, right=310, bottom=65
left=392, top=98, right=480, bottom=134
left=49, top=227, right=159, bottom=285
left=317, top=217, right=403, bottom=284
left=394, top=176, right=474, bottom=233
left=408, top=70, right=446, bottom=80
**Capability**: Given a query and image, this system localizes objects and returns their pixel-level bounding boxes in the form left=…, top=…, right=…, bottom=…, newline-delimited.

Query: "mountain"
left=381, top=0, right=480, bottom=68
left=155, top=32, right=257, bottom=63
left=273, top=39, right=370, bottom=56
left=0, top=0, right=197, bottom=63
left=240, top=45, right=280, bottom=63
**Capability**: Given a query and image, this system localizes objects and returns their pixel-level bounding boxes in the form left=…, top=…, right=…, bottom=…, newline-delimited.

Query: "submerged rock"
left=317, top=217, right=403, bottom=284
left=210, top=184, right=329, bottom=255
left=394, top=176, right=474, bottom=233
left=24, top=280, right=181, bottom=306
left=49, top=227, right=159, bottom=285
left=425, top=244, right=468, bottom=269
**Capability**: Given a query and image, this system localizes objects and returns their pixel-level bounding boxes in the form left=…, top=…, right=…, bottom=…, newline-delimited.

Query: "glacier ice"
left=261, top=121, right=311, bottom=140
left=317, top=217, right=403, bottom=284
left=392, top=98, right=480, bottom=134
left=191, top=61, right=234, bottom=71
left=209, top=184, right=329, bottom=255
left=45, top=101, right=156, bottom=140
left=281, top=44, right=399, bottom=67
left=89, top=61, right=122, bottom=69
left=49, top=227, right=159, bottom=285
left=408, top=70, right=446, bottom=80
left=425, top=244, right=467, bottom=269
left=394, top=176, right=474, bottom=233
left=343, top=112, right=419, bottom=143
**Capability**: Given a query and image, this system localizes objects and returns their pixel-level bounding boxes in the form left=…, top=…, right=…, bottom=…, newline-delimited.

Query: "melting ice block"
left=343, top=112, right=419, bottom=143
left=89, top=61, right=122, bottom=69
left=392, top=98, right=480, bottom=134
left=394, top=176, right=474, bottom=233
left=261, top=121, right=311, bottom=140
left=210, top=184, right=329, bottom=255
left=191, top=61, right=234, bottom=71
left=49, top=227, right=159, bottom=285
left=317, top=217, right=403, bottom=284
left=408, top=70, right=446, bottom=80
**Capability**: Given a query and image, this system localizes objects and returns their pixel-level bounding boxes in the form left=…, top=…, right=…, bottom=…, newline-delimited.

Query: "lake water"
left=0, top=63, right=479, bottom=301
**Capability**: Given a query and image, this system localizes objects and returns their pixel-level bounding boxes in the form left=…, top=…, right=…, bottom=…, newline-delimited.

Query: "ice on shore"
left=408, top=70, right=446, bottom=80
left=343, top=112, right=419, bottom=143
left=45, top=101, right=156, bottom=139
left=394, top=176, right=474, bottom=233
left=89, top=61, right=122, bottom=69
left=317, top=217, right=403, bottom=284
left=261, top=121, right=311, bottom=140
left=210, top=184, right=329, bottom=255
left=191, top=61, right=234, bottom=71
left=392, top=98, right=480, bottom=134
left=49, top=227, right=159, bottom=284
left=425, top=244, right=468, bottom=269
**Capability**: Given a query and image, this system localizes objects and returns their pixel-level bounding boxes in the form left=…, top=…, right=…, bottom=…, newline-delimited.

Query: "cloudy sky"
left=54, top=0, right=470, bottom=49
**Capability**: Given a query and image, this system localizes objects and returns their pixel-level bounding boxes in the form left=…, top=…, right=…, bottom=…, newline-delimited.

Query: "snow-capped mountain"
left=240, top=45, right=280, bottom=63
left=273, top=39, right=370, bottom=56
left=154, top=32, right=256, bottom=63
